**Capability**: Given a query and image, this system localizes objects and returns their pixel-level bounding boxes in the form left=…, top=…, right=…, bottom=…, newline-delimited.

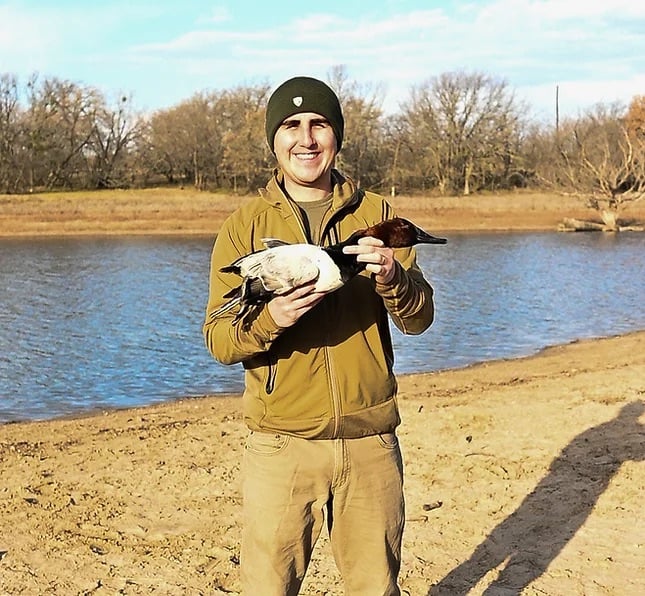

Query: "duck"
left=211, top=217, right=447, bottom=324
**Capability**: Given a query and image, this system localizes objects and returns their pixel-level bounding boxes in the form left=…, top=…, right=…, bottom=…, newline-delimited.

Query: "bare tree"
left=219, top=83, right=272, bottom=193
left=0, top=74, right=24, bottom=192
left=399, top=71, right=526, bottom=195
left=548, top=103, right=645, bottom=230
left=23, top=76, right=99, bottom=190
left=327, top=65, right=386, bottom=190
left=86, top=94, right=143, bottom=188
left=139, top=106, right=185, bottom=184
left=144, top=93, right=224, bottom=189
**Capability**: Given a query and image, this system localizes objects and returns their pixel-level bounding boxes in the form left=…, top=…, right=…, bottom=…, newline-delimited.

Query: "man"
left=203, top=76, right=436, bottom=595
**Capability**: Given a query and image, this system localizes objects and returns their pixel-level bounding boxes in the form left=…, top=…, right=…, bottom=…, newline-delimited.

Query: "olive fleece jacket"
left=203, top=169, right=436, bottom=439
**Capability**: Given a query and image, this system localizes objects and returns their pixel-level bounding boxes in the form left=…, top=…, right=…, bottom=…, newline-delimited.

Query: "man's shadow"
left=429, top=400, right=645, bottom=595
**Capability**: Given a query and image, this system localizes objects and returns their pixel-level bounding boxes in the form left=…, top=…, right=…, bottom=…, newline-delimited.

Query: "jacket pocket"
left=265, top=353, right=277, bottom=394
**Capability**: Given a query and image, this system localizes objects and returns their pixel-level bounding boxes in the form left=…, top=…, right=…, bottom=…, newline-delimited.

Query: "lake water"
left=1, top=232, right=643, bottom=423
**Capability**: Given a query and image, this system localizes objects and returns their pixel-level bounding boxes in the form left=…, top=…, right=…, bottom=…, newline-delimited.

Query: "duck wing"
left=216, top=244, right=323, bottom=323
left=241, top=246, right=320, bottom=294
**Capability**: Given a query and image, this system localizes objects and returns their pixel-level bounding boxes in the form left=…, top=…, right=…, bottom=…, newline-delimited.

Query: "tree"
left=0, top=74, right=24, bottom=193
left=23, top=76, right=99, bottom=190
left=625, top=95, right=645, bottom=139
left=144, top=93, right=224, bottom=189
left=219, top=83, right=272, bottom=193
left=398, top=71, right=526, bottom=195
left=548, top=102, right=645, bottom=230
left=327, top=65, right=386, bottom=190
left=86, top=94, right=143, bottom=188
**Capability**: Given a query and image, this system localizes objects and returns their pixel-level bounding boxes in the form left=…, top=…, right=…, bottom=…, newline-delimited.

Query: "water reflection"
left=0, top=232, right=643, bottom=422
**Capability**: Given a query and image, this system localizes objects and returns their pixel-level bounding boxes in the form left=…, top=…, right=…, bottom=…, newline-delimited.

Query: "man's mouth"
left=294, top=152, right=318, bottom=161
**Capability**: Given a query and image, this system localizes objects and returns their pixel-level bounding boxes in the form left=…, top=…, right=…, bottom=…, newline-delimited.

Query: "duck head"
left=349, top=217, right=447, bottom=248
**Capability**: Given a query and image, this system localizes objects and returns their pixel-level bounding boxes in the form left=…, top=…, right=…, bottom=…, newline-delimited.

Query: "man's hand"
left=342, top=237, right=396, bottom=284
left=267, top=281, right=327, bottom=328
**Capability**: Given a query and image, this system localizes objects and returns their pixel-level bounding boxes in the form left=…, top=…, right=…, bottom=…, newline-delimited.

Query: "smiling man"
left=203, top=76, right=437, bottom=595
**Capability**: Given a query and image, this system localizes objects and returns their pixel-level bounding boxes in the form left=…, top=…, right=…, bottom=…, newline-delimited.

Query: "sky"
left=1, top=0, right=644, bottom=122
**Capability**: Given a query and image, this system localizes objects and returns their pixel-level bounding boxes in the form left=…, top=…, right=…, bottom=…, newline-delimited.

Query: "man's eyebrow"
left=282, top=116, right=330, bottom=125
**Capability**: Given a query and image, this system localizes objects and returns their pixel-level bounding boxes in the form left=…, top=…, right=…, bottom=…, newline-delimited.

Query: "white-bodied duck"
left=211, top=217, right=447, bottom=323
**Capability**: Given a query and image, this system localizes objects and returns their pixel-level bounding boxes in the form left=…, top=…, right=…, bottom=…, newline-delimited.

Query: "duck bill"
left=415, top=226, right=447, bottom=245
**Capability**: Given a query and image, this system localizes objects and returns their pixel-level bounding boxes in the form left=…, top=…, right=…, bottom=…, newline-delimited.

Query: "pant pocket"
left=375, top=432, right=399, bottom=449
left=245, top=430, right=290, bottom=456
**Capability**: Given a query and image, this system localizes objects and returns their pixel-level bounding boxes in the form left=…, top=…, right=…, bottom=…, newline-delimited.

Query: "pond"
left=0, top=232, right=643, bottom=422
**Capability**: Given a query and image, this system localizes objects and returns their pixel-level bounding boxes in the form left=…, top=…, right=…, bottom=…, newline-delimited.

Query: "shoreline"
left=4, top=330, right=642, bottom=427
left=3, top=188, right=642, bottom=238
left=1, top=331, right=643, bottom=593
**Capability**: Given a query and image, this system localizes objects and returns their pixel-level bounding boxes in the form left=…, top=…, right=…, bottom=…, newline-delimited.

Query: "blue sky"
left=1, top=0, right=644, bottom=122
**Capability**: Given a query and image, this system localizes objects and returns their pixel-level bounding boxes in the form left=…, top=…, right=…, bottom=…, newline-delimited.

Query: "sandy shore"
left=1, top=331, right=643, bottom=595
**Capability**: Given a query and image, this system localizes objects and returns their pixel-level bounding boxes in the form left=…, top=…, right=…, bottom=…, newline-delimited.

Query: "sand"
left=1, top=190, right=643, bottom=594
left=1, top=331, right=643, bottom=595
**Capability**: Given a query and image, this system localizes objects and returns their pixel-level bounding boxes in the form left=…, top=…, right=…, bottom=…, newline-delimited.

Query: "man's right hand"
left=267, top=281, right=327, bottom=328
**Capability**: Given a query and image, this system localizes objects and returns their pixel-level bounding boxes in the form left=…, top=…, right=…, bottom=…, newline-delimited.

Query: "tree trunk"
left=600, top=209, right=618, bottom=231
left=463, top=157, right=473, bottom=196
left=558, top=218, right=605, bottom=232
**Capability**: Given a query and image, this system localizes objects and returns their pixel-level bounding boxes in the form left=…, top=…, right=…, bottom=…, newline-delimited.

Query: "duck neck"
left=324, top=236, right=368, bottom=283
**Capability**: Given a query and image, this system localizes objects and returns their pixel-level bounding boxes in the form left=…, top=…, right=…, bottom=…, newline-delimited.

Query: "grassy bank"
left=1, top=187, right=630, bottom=237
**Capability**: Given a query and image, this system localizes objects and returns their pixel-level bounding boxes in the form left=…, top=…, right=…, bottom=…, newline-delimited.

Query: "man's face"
left=273, top=112, right=337, bottom=192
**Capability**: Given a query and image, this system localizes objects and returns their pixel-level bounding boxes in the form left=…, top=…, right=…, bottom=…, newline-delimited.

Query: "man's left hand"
left=343, top=237, right=396, bottom=284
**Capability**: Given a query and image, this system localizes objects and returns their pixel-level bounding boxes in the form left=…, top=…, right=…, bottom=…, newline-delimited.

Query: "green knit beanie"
left=265, top=76, right=344, bottom=153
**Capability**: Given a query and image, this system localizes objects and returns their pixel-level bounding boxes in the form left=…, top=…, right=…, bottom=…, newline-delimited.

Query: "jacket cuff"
left=247, top=304, right=286, bottom=348
left=374, top=261, right=407, bottom=297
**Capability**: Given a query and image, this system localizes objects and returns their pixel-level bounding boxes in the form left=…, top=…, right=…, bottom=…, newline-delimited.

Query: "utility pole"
left=555, top=85, right=560, bottom=134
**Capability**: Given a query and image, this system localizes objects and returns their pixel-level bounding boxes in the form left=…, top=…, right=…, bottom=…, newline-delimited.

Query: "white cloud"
left=2, top=0, right=643, bottom=118
left=0, top=5, right=60, bottom=67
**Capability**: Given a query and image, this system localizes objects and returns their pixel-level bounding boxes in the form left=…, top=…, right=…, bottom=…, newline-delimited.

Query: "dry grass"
left=1, top=187, right=642, bottom=236
left=0, top=188, right=244, bottom=236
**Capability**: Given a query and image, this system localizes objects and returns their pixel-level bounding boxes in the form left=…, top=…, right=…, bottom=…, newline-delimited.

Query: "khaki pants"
left=241, top=431, right=405, bottom=596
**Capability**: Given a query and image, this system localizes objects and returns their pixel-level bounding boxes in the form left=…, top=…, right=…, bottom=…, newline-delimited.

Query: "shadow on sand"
left=428, top=400, right=644, bottom=595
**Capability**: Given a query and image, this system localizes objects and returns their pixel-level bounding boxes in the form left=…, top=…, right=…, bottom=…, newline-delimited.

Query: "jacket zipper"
left=261, top=199, right=306, bottom=396
left=284, top=199, right=309, bottom=243
left=320, top=214, right=342, bottom=437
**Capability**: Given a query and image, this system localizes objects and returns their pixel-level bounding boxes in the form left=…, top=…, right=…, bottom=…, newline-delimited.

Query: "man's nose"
left=298, top=125, right=315, bottom=146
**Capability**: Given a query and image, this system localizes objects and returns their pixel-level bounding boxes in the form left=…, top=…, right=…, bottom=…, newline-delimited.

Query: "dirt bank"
left=3, top=188, right=638, bottom=237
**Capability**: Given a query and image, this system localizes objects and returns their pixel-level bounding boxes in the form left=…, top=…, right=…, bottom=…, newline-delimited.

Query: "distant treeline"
left=1, top=67, right=643, bottom=226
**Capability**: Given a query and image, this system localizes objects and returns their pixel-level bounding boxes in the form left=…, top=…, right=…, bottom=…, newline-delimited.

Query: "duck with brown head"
left=210, top=217, right=446, bottom=324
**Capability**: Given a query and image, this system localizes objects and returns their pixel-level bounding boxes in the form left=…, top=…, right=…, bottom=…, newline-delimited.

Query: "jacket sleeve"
left=374, top=246, right=436, bottom=335
left=202, top=217, right=285, bottom=365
